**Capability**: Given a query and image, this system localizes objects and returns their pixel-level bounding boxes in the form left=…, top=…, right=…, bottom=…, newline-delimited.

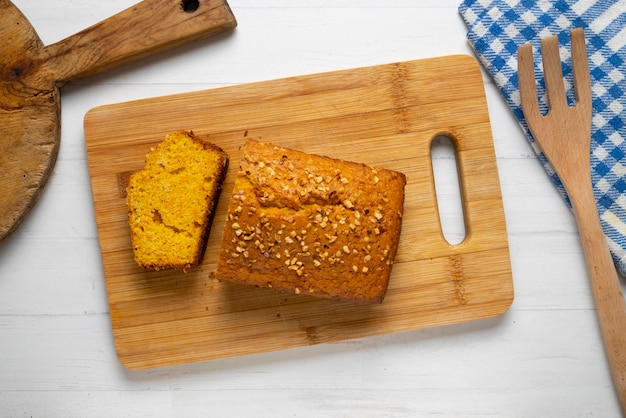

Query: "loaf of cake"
left=214, top=139, right=406, bottom=303
left=127, top=130, right=228, bottom=272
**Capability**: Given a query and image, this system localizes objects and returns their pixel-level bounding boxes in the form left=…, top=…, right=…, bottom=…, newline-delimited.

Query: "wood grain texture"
left=0, top=0, right=236, bottom=243
left=84, top=55, right=513, bottom=370
left=519, top=29, right=626, bottom=414
left=6, top=2, right=621, bottom=415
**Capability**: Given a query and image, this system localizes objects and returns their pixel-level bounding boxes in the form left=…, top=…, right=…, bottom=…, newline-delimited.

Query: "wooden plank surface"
left=83, top=54, right=513, bottom=370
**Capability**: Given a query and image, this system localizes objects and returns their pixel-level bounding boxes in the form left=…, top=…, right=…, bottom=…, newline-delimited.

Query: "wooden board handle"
left=41, top=0, right=236, bottom=83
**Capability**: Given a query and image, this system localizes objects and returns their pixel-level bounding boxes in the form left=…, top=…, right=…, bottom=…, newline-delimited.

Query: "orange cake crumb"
left=127, top=130, right=228, bottom=272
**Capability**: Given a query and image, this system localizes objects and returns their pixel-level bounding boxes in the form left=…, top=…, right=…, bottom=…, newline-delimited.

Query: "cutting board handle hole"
left=181, top=0, right=200, bottom=12
left=431, top=135, right=466, bottom=245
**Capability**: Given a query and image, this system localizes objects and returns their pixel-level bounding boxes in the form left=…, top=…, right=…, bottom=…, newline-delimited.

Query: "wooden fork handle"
left=570, top=179, right=626, bottom=412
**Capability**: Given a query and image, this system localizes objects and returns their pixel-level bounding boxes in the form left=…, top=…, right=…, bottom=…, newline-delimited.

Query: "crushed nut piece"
left=215, top=139, right=405, bottom=304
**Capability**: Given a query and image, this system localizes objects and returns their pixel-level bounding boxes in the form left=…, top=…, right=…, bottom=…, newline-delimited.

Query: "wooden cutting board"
left=84, top=55, right=513, bottom=370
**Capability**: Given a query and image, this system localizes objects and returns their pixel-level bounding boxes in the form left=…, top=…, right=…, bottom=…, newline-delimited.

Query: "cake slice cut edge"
left=127, top=130, right=229, bottom=272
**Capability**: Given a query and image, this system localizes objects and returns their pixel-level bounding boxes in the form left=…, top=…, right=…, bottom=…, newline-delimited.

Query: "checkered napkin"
left=459, top=0, right=626, bottom=275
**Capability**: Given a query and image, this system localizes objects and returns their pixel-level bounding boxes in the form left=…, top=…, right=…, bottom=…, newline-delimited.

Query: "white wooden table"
left=1, top=1, right=623, bottom=416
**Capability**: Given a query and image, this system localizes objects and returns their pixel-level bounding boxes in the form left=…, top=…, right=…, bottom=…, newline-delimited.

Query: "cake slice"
left=214, top=139, right=406, bottom=303
left=127, top=130, right=228, bottom=272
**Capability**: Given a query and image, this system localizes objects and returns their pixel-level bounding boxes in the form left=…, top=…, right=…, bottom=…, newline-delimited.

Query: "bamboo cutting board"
left=84, top=55, right=513, bottom=370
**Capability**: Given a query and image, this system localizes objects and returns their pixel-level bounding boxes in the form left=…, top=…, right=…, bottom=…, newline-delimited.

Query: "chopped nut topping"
left=220, top=140, right=403, bottom=302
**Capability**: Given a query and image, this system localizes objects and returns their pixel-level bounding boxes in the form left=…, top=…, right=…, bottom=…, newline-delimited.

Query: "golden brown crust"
left=215, top=139, right=406, bottom=303
left=127, top=130, right=228, bottom=272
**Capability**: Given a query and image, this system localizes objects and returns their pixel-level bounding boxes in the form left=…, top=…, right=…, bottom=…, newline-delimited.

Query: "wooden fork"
left=518, top=28, right=626, bottom=413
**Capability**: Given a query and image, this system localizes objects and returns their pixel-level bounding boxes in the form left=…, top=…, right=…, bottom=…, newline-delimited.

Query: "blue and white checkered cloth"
left=459, top=0, right=626, bottom=275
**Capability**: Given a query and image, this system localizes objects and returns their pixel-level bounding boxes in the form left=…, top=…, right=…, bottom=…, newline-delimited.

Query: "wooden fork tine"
left=541, top=35, right=568, bottom=111
left=570, top=28, right=592, bottom=114
left=517, top=43, right=541, bottom=124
